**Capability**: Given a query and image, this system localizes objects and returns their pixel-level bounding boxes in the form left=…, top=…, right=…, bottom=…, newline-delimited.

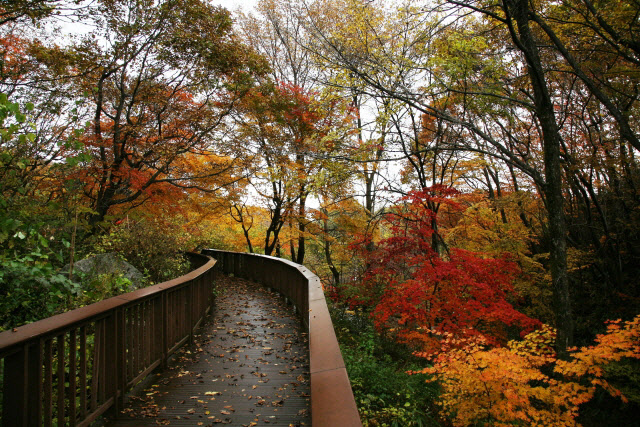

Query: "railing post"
left=2, top=343, right=42, bottom=426
left=153, top=296, right=162, bottom=368
left=115, top=307, right=126, bottom=413
left=188, top=281, right=194, bottom=345
left=68, top=332, right=77, bottom=426
left=29, top=341, right=43, bottom=426
left=161, top=292, right=168, bottom=370
left=104, top=313, right=116, bottom=418
left=3, top=348, right=25, bottom=426
left=208, top=269, right=215, bottom=309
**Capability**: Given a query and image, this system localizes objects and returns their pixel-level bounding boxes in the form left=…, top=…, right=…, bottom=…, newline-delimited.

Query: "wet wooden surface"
left=105, top=276, right=310, bottom=427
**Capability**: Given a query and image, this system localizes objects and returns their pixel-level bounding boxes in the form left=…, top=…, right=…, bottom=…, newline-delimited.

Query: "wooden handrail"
left=202, top=249, right=362, bottom=427
left=0, top=253, right=217, bottom=426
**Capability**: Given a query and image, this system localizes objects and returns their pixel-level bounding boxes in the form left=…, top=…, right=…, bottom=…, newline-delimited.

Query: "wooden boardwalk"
left=105, top=276, right=310, bottom=427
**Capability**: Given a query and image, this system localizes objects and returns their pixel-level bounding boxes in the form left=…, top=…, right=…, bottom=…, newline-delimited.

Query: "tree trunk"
left=505, top=0, right=573, bottom=357
left=295, top=194, right=306, bottom=264
left=243, top=226, right=254, bottom=253
left=322, top=209, right=341, bottom=286
left=265, top=203, right=284, bottom=256
left=289, top=219, right=297, bottom=261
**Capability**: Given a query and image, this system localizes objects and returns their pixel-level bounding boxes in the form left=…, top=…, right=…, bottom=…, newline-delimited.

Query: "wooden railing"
left=0, top=253, right=217, bottom=427
left=0, top=251, right=361, bottom=427
left=202, top=249, right=362, bottom=427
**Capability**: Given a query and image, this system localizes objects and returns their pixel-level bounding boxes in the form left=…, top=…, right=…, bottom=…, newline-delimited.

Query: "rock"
left=64, top=253, right=144, bottom=288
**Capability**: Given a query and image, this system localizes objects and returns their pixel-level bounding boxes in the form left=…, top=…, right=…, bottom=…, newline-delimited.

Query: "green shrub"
left=95, top=217, right=191, bottom=283
left=0, top=251, right=79, bottom=330
left=72, top=273, right=135, bottom=308
left=329, top=304, right=440, bottom=427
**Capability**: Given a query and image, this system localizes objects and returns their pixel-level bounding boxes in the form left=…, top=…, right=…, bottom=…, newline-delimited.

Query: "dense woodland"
left=2, top=0, right=640, bottom=425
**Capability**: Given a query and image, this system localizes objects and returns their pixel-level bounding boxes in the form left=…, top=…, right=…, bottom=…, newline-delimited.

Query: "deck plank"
left=105, top=276, right=310, bottom=427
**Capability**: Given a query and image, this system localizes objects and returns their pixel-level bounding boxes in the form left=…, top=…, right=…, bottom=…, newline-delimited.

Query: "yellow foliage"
left=416, top=316, right=640, bottom=426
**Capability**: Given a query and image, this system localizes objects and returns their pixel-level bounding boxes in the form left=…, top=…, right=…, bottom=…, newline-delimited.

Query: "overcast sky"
left=213, top=0, right=258, bottom=13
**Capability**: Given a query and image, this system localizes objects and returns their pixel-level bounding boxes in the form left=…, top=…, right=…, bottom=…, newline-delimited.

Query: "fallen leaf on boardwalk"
left=114, top=278, right=310, bottom=424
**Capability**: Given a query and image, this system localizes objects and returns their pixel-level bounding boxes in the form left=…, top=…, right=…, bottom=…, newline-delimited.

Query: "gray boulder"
left=65, top=253, right=143, bottom=288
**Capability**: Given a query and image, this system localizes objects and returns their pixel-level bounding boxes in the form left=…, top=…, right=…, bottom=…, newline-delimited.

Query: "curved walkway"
left=105, top=276, right=310, bottom=427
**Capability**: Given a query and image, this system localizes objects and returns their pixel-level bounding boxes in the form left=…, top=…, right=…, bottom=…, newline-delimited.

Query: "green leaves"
left=0, top=93, right=35, bottom=143
left=330, top=304, right=438, bottom=426
left=0, top=247, right=77, bottom=330
left=0, top=92, right=90, bottom=329
left=64, top=152, right=91, bottom=167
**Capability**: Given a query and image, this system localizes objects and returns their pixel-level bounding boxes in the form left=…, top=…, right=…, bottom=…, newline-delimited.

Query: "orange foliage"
left=0, top=34, right=29, bottom=77
left=413, top=316, right=640, bottom=427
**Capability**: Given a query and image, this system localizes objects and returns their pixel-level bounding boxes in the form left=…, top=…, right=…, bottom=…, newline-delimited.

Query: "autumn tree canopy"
left=2, top=0, right=640, bottom=424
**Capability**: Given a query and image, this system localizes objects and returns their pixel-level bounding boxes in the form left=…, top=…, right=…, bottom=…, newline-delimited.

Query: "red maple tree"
left=351, top=186, right=539, bottom=349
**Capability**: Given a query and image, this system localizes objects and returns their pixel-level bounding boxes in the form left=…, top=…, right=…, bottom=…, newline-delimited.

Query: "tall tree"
left=236, top=0, right=321, bottom=261
left=499, top=0, right=572, bottom=356
left=63, top=0, right=267, bottom=225
left=233, top=80, right=354, bottom=259
left=301, top=0, right=580, bottom=353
